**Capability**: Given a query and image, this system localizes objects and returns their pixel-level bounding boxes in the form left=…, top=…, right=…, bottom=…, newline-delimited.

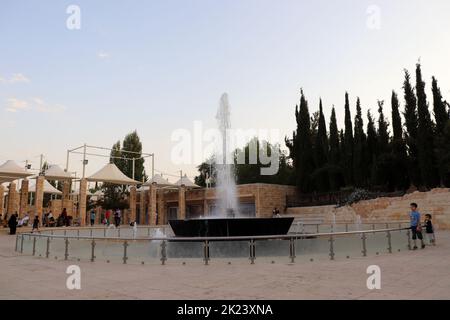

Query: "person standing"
left=105, top=209, right=111, bottom=226
left=409, top=203, right=425, bottom=250
left=114, top=209, right=121, bottom=227
left=90, top=209, right=96, bottom=226
left=423, top=214, right=436, bottom=246
left=61, top=208, right=68, bottom=227
left=31, top=215, right=40, bottom=233
left=8, top=213, right=17, bottom=235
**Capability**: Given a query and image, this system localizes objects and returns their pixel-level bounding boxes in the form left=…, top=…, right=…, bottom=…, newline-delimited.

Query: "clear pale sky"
left=1, top=0, right=450, bottom=182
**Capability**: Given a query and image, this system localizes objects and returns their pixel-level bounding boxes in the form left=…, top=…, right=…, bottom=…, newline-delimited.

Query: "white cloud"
left=9, top=73, right=30, bottom=83
left=4, top=97, right=65, bottom=113
left=5, top=98, right=29, bottom=112
left=0, top=73, right=31, bottom=84
left=97, top=51, right=110, bottom=59
left=32, top=97, right=66, bottom=113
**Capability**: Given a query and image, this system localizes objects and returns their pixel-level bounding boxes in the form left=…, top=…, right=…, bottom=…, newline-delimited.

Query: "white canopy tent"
left=0, top=160, right=33, bottom=181
left=142, top=174, right=175, bottom=187
left=174, top=174, right=201, bottom=188
left=86, top=163, right=139, bottom=185
left=28, top=179, right=62, bottom=195
left=44, top=164, right=74, bottom=180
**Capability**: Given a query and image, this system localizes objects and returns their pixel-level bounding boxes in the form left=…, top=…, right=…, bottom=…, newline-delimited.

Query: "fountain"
left=169, top=93, right=294, bottom=237
left=355, top=215, right=362, bottom=231
left=132, top=222, right=138, bottom=239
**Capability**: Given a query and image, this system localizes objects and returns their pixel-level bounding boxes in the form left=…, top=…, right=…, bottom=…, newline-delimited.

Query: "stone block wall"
left=286, top=188, right=450, bottom=230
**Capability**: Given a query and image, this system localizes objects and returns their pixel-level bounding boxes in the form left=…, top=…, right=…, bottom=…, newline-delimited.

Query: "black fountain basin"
left=168, top=217, right=294, bottom=237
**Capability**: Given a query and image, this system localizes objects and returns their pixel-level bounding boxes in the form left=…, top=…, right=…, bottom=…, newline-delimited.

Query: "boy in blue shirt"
left=410, top=203, right=425, bottom=250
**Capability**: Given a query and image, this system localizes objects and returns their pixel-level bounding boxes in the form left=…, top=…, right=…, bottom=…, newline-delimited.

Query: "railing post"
left=316, top=224, right=319, bottom=234
left=20, top=234, right=24, bottom=253
left=361, top=233, right=367, bottom=257
left=118, top=228, right=121, bottom=238
left=123, top=241, right=128, bottom=264
left=406, top=228, right=412, bottom=250
left=46, top=237, right=50, bottom=258
left=51, top=230, right=54, bottom=240
left=148, top=227, right=150, bottom=237
left=329, top=235, right=335, bottom=260
left=160, top=240, right=167, bottom=265
left=15, top=235, right=19, bottom=252
left=372, top=224, right=375, bottom=234
left=203, top=240, right=210, bottom=265
left=77, top=229, right=80, bottom=239
left=64, top=230, right=67, bottom=237
left=345, top=223, right=348, bottom=232
left=90, top=228, right=93, bottom=238
left=387, top=231, right=392, bottom=253
left=90, top=239, right=96, bottom=262
left=249, top=239, right=256, bottom=264
left=32, top=236, right=36, bottom=256
left=104, top=227, right=106, bottom=238
left=289, top=238, right=296, bottom=263
left=64, top=238, right=69, bottom=260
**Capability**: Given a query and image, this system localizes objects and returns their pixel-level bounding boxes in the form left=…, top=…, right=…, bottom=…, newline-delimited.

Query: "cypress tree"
left=376, top=101, right=394, bottom=189
left=343, top=92, right=354, bottom=186
left=313, top=99, right=330, bottom=192
left=416, top=63, right=438, bottom=188
left=288, top=89, right=315, bottom=192
left=353, top=97, right=367, bottom=187
left=432, top=77, right=448, bottom=134
left=366, top=110, right=378, bottom=187
left=329, top=107, right=342, bottom=190
left=403, top=69, right=421, bottom=187
left=391, top=91, right=409, bottom=189
left=432, top=77, right=450, bottom=186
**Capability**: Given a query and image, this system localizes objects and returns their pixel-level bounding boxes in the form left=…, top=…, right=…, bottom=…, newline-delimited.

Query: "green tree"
left=416, top=63, right=438, bottom=188
left=312, top=100, right=330, bottom=192
left=343, top=92, right=354, bottom=186
left=403, top=69, right=421, bottom=187
left=286, top=89, right=315, bottom=192
left=328, top=107, right=343, bottom=190
left=391, top=91, right=409, bottom=190
left=366, top=110, right=378, bottom=186
left=122, top=131, right=146, bottom=183
left=432, top=76, right=450, bottom=186
left=353, top=97, right=367, bottom=188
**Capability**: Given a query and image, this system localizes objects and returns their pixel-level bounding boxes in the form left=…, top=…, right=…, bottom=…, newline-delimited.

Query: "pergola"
left=68, top=163, right=141, bottom=226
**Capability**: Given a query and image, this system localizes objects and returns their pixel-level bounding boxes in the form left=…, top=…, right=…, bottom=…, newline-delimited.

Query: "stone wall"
left=286, top=188, right=450, bottom=230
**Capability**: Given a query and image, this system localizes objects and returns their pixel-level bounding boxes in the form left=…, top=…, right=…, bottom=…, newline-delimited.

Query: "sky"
left=1, top=0, right=450, bottom=182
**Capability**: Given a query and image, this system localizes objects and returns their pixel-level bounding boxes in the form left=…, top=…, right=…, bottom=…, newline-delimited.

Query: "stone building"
left=135, top=183, right=298, bottom=225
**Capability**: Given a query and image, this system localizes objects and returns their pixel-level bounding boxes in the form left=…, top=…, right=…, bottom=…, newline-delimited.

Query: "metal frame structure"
left=65, top=144, right=155, bottom=181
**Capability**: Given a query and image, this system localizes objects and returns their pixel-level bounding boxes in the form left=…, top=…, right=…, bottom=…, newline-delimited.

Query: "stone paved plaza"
left=1, top=230, right=449, bottom=300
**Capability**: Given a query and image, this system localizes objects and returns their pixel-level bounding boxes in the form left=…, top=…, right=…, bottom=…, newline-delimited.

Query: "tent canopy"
left=0, top=160, right=33, bottom=180
left=174, top=175, right=200, bottom=188
left=143, top=174, right=174, bottom=187
left=44, top=164, right=73, bottom=180
left=29, top=179, right=62, bottom=195
left=86, top=163, right=139, bottom=185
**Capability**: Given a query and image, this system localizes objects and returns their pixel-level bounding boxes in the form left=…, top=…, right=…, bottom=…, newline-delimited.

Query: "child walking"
left=423, top=214, right=436, bottom=246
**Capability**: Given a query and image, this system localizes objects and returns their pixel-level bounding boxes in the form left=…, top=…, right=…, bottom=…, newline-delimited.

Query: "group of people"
left=5, top=213, right=40, bottom=235
left=2, top=207, right=73, bottom=235
left=409, top=202, right=436, bottom=249
left=98, top=209, right=122, bottom=227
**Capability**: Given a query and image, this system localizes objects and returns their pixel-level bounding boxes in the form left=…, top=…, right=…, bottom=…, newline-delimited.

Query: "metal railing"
left=15, top=225, right=412, bottom=265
